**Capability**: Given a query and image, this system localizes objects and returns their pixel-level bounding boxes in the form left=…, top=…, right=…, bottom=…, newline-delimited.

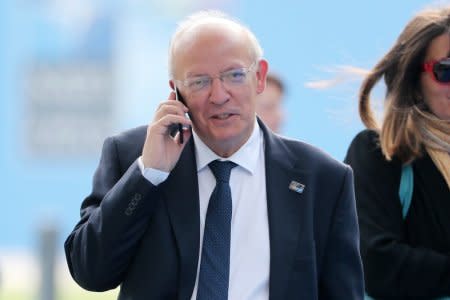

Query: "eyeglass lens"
left=434, top=59, right=450, bottom=82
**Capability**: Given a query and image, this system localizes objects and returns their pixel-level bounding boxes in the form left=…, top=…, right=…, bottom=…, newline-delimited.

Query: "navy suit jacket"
left=65, top=120, right=364, bottom=299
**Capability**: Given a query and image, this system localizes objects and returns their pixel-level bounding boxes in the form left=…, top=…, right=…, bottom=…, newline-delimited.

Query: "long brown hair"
left=360, top=7, right=450, bottom=163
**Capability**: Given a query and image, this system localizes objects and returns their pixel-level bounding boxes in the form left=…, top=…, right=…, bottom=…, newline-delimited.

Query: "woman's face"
left=420, top=33, right=450, bottom=120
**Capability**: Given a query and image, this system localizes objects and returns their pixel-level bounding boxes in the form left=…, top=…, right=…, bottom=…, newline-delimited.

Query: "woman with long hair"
left=345, top=6, right=450, bottom=299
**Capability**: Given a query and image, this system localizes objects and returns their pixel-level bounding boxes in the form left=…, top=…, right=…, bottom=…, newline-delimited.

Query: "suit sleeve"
left=64, top=136, right=161, bottom=291
left=344, top=130, right=450, bottom=298
left=320, top=165, right=365, bottom=299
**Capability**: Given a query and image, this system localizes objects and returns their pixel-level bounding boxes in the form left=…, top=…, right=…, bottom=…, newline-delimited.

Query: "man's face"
left=171, top=23, right=268, bottom=157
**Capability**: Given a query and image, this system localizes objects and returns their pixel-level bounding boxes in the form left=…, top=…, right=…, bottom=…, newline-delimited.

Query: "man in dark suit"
left=65, top=10, right=363, bottom=300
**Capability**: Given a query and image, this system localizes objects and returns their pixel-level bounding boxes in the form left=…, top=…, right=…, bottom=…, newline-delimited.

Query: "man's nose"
left=209, top=77, right=229, bottom=105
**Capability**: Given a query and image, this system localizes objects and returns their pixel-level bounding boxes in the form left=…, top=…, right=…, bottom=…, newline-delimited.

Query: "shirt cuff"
left=137, top=156, right=170, bottom=185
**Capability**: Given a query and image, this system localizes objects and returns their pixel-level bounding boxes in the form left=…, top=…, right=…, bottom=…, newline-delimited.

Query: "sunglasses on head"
left=423, top=58, right=450, bottom=84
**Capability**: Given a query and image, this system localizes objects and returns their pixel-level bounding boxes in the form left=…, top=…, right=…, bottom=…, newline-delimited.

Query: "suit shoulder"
left=110, top=125, right=148, bottom=144
left=278, top=135, right=349, bottom=173
left=102, top=125, right=148, bottom=165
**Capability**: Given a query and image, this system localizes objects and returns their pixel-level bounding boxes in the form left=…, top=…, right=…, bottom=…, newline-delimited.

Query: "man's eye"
left=226, top=70, right=246, bottom=81
left=188, top=78, right=208, bottom=88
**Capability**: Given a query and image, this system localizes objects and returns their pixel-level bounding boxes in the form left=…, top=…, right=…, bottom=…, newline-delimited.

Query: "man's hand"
left=141, top=91, right=192, bottom=172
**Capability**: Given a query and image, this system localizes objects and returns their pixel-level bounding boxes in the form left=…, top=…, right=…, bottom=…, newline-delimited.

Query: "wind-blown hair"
left=360, top=6, right=450, bottom=163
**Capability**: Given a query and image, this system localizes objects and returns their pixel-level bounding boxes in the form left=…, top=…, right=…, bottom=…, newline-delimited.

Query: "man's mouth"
left=213, top=113, right=234, bottom=120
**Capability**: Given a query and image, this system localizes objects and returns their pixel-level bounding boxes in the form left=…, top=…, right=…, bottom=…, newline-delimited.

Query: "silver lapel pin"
left=289, top=180, right=305, bottom=194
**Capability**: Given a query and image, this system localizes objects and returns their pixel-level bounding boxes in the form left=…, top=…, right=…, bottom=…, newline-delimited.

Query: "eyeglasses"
left=423, top=58, right=450, bottom=84
left=174, top=61, right=258, bottom=93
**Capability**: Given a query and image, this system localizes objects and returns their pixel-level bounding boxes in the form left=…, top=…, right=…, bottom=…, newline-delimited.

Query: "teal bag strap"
left=399, top=164, right=413, bottom=218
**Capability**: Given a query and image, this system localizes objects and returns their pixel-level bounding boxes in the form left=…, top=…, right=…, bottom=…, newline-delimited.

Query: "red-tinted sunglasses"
left=423, top=58, right=450, bottom=84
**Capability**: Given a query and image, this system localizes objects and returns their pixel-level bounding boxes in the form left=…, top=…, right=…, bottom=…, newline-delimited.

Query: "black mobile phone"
left=175, top=88, right=185, bottom=144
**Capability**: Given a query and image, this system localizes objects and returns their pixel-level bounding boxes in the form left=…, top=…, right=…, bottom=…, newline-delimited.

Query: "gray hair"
left=168, top=10, right=264, bottom=78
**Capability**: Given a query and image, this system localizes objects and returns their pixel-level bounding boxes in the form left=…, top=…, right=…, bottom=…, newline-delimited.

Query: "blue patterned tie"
left=197, top=160, right=237, bottom=300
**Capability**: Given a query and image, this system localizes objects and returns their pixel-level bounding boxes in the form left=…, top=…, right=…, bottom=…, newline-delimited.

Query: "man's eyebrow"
left=185, top=72, right=209, bottom=78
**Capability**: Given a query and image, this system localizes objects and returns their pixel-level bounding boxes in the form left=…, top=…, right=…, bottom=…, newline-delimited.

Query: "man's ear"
left=256, top=59, right=269, bottom=94
left=169, top=80, right=175, bottom=90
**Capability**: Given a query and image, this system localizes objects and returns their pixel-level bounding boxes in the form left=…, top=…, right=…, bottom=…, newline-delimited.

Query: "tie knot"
left=209, top=160, right=237, bottom=183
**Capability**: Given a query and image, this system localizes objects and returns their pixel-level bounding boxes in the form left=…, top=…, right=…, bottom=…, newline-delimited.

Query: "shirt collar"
left=192, top=118, right=263, bottom=175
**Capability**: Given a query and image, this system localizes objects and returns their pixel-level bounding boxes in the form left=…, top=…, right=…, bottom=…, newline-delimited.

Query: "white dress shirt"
left=138, top=120, right=270, bottom=300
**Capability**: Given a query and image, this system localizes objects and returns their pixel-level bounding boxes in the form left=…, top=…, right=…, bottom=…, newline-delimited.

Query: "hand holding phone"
left=141, top=89, right=191, bottom=171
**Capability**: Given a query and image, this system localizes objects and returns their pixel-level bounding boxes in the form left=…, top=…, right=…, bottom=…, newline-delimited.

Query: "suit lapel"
left=162, top=139, right=200, bottom=300
left=261, top=122, right=315, bottom=299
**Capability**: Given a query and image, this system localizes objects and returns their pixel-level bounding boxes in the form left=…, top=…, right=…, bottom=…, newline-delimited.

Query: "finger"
left=157, top=100, right=188, bottom=113
left=153, top=103, right=188, bottom=122
left=152, top=115, right=192, bottom=133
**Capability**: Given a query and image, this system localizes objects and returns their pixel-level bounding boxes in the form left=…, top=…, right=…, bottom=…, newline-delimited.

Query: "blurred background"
left=0, top=0, right=443, bottom=299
